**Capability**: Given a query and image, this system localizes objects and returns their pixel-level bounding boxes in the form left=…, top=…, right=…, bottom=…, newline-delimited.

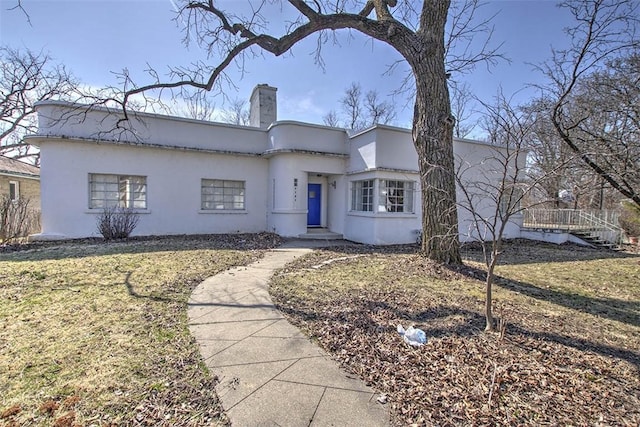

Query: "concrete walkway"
left=187, top=240, right=389, bottom=426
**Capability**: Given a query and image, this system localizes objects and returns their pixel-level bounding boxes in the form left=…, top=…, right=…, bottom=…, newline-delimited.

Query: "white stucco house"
left=27, top=84, right=523, bottom=244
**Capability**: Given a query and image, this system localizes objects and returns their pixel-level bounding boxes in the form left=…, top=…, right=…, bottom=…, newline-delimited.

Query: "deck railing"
left=522, top=209, right=618, bottom=230
left=522, top=209, right=623, bottom=245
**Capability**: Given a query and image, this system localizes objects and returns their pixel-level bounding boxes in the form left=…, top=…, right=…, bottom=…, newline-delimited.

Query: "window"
left=201, top=179, right=245, bottom=210
left=89, top=174, right=147, bottom=209
left=379, top=180, right=414, bottom=213
left=351, top=180, right=374, bottom=212
left=9, top=181, right=19, bottom=201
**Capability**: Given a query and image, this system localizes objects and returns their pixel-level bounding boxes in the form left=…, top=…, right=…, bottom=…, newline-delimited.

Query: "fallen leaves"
left=271, top=241, right=640, bottom=426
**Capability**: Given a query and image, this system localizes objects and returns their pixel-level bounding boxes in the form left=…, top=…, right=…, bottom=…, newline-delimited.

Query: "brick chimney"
left=249, top=84, right=277, bottom=128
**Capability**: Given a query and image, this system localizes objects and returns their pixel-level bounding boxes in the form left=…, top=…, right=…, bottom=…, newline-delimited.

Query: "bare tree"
left=522, top=96, right=623, bottom=209
left=521, top=97, right=573, bottom=207
left=456, top=93, right=534, bottom=331
left=115, top=0, right=501, bottom=264
left=180, top=88, right=218, bottom=121
left=449, top=81, right=475, bottom=138
left=340, top=82, right=364, bottom=130
left=220, top=98, right=250, bottom=125
left=1, top=46, right=78, bottom=164
left=542, top=0, right=640, bottom=207
left=325, top=82, right=395, bottom=129
left=364, top=88, right=396, bottom=126
left=322, top=109, right=340, bottom=127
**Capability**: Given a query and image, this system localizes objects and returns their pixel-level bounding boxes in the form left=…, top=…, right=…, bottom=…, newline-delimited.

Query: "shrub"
left=96, top=206, right=140, bottom=240
left=0, top=196, right=41, bottom=243
left=618, top=201, right=640, bottom=237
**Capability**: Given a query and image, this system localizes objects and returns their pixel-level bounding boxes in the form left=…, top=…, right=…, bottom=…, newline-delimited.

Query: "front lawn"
left=270, top=241, right=640, bottom=426
left=0, top=234, right=280, bottom=426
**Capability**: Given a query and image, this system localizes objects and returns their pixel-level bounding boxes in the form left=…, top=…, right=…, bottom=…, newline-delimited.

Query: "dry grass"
left=0, top=234, right=281, bottom=426
left=270, top=240, right=640, bottom=426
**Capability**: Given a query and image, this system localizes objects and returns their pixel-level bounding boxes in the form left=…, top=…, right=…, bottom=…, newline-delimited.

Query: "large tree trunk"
left=408, top=1, right=461, bottom=264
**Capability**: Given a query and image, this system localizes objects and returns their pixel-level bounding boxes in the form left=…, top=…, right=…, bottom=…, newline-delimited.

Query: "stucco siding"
left=38, top=139, right=268, bottom=238
left=375, top=128, right=418, bottom=171
left=344, top=170, right=422, bottom=244
left=455, top=139, right=525, bottom=241
left=268, top=122, right=347, bottom=155
left=36, top=102, right=267, bottom=154
left=32, top=98, right=525, bottom=245
left=348, top=131, right=377, bottom=172
left=268, top=152, right=345, bottom=237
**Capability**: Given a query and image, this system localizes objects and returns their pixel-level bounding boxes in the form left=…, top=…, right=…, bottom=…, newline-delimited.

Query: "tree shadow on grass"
left=497, top=277, right=640, bottom=327
left=508, top=324, right=640, bottom=370
left=450, top=263, right=640, bottom=328
left=123, top=271, right=176, bottom=303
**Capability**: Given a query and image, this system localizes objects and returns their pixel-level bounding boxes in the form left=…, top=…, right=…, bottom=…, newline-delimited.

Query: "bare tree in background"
left=542, top=0, right=640, bottom=207
left=364, top=87, right=396, bottom=125
left=109, top=0, right=501, bottom=263
left=323, top=82, right=396, bottom=129
left=449, top=81, right=475, bottom=138
left=179, top=88, right=217, bottom=121
left=340, top=82, right=363, bottom=129
left=1, top=46, right=78, bottom=164
left=523, top=96, right=621, bottom=209
left=322, top=109, right=340, bottom=127
left=522, top=97, right=574, bottom=207
left=220, top=98, right=250, bottom=125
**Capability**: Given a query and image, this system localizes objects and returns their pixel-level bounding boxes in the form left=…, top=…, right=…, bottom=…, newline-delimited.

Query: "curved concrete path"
left=187, top=240, right=389, bottom=426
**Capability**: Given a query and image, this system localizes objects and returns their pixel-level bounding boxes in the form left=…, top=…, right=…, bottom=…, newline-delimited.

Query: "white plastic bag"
left=397, top=324, right=427, bottom=347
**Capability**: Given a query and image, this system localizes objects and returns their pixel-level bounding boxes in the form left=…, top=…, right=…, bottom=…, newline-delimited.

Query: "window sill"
left=199, top=209, right=248, bottom=214
left=85, top=209, right=151, bottom=214
left=348, top=211, right=417, bottom=219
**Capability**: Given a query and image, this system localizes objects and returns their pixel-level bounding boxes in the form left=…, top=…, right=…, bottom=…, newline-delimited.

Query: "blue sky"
left=1, top=0, right=572, bottom=129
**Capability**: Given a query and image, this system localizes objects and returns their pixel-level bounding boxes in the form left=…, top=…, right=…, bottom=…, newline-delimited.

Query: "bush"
left=0, top=196, right=40, bottom=243
left=96, top=206, right=140, bottom=240
left=618, top=201, right=640, bottom=237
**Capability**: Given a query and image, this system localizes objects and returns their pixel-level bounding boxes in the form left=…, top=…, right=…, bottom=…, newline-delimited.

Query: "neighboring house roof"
left=0, top=155, right=40, bottom=180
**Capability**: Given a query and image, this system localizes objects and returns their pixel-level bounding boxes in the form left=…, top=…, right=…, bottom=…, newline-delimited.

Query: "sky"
left=0, top=0, right=573, bottom=132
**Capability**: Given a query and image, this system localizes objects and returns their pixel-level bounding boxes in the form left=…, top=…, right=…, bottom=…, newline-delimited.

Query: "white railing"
left=522, top=209, right=623, bottom=246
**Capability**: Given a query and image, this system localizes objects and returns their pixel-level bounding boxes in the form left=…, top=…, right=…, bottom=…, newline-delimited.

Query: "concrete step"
left=298, top=228, right=344, bottom=240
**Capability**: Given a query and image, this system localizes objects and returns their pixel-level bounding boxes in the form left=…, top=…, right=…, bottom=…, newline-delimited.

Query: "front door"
left=307, top=183, right=321, bottom=227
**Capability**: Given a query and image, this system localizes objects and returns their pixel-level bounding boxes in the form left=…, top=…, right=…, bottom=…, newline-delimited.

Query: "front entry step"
left=298, top=228, right=343, bottom=240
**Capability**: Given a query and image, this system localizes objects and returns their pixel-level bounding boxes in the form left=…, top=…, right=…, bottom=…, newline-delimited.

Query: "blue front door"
left=307, top=183, right=321, bottom=227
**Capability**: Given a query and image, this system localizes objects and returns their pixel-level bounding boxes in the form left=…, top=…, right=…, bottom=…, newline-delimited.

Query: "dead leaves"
left=272, top=260, right=640, bottom=426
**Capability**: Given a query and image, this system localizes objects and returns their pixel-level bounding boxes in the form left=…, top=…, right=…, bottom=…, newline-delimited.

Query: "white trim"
left=85, top=209, right=151, bottom=214
left=9, top=180, right=19, bottom=201
left=0, top=171, right=39, bottom=180
left=198, top=210, right=248, bottom=215
left=26, top=135, right=263, bottom=158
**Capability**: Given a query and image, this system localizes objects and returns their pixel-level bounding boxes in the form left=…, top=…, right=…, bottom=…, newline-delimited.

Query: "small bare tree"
left=0, top=196, right=40, bottom=243
left=456, top=93, right=535, bottom=331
